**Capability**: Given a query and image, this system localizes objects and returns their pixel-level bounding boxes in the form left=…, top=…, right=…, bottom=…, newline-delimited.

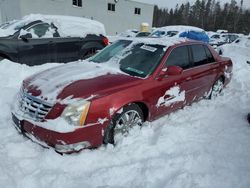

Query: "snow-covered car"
left=218, top=36, right=250, bottom=57
left=11, top=38, right=233, bottom=153
left=108, top=29, right=138, bottom=43
left=149, top=25, right=209, bottom=43
left=209, top=33, right=239, bottom=47
left=0, top=14, right=108, bottom=65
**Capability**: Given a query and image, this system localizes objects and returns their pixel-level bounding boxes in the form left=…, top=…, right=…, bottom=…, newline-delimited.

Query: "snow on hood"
left=0, top=14, right=106, bottom=38
left=24, top=60, right=122, bottom=102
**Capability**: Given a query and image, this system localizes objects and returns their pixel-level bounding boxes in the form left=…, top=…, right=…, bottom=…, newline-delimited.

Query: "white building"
left=0, top=0, right=154, bottom=35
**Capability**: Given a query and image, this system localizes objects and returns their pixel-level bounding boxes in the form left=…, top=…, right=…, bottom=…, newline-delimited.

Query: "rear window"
left=166, top=46, right=190, bottom=69
left=204, top=45, right=215, bottom=63
left=191, top=45, right=208, bottom=66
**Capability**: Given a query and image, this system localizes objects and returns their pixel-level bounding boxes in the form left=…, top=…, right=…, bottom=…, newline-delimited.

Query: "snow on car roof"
left=122, top=36, right=189, bottom=48
left=154, top=25, right=204, bottom=33
left=0, top=14, right=106, bottom=37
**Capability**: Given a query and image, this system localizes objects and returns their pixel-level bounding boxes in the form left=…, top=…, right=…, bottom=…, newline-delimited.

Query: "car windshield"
left=2, top=20, right=27, bottom=31
left=90, top=40, right=132, bottom=63
left=90, top=40, right=166, bottom=78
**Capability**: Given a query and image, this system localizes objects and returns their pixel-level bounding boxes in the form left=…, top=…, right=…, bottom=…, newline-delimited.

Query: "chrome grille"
left=18, top=90, right=53, bottom=121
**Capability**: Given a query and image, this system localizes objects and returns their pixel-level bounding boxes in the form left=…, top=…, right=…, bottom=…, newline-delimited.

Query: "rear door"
left=50, top=36, right=82, bottom=62
left=187, top=44, right=219, bottom=100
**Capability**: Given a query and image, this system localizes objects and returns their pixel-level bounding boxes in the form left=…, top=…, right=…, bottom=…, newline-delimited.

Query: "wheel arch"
left=0, top=52, right=12, bottom=61
left=110, top=101, right=150, bottom=122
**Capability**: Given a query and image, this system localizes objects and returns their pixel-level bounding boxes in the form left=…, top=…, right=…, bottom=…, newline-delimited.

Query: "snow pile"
left=0, top=14, right=106, bottom=38
left=0, top=46, right=250, bottom=187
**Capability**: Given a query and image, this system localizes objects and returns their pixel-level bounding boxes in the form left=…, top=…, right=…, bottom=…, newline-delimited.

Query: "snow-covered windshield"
left=0, top=19, right=30, bottom=37
left=90, top=40, right=166, bottom=78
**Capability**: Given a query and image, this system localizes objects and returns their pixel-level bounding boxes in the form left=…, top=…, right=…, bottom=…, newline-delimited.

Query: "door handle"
left=186, top=77, right=192, bottom=81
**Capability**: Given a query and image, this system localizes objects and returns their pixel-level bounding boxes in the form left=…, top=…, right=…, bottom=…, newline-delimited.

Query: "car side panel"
left=18, top=38, right=51, bottom=65
left=0, top=39, right=19, bottom=62
left=50, top=37, right=82, bottom=62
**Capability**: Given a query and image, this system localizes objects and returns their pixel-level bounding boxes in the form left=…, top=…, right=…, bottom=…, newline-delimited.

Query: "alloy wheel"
left=114, top=110, right=143, bottom=137
left=210, top=78, right=224, bottom=99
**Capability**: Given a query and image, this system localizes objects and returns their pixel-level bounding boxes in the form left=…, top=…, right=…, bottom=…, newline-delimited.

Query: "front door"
left=18, top=22, right=57, bottom=65
left=150, top=45, right=195, bottom=119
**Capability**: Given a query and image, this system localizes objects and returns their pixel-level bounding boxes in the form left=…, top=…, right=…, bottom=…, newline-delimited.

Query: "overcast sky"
left=135, top=0, right=250, bottom=9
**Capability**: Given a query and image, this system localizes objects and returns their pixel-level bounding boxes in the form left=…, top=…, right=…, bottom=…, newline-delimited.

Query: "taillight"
left=102, top=36, right=109, bottom=46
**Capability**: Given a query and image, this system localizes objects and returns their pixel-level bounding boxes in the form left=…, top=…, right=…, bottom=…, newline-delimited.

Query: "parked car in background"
left=11, top=38, right=233, bottom=153
left=150, top=25, right=209, bottom=43
left=209, top=33, right=239, bottom=47
left=218, top=36, right=250, bottom=56
left=108, top=29, right=139, bottom=43
left=0, top=14, right=109, bottom=65
left=135, top=32, right=151, bottom=37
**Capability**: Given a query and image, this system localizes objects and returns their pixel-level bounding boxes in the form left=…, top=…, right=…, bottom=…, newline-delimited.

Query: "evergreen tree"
left=152, top=0, right=250, bottom=34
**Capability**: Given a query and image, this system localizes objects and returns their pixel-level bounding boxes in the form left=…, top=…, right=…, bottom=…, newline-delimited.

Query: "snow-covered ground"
left=0, top=45, right=250, bottom=188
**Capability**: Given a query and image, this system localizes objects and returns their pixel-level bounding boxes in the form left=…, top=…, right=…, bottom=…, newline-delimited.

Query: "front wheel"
left=103, top=103, right=144, bottom=145
left=209, top=78, right=224, bottom=99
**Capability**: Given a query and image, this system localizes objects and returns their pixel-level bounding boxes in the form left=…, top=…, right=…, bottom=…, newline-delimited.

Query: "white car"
left=150, top=25, right=209, bottom=42
left=209, top=33, right=240, bottom=47
left=218, top=36, right=250, bottom=58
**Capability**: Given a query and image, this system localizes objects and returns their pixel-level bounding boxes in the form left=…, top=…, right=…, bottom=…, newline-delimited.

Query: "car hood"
left=23, top=61, right=141, bottom=103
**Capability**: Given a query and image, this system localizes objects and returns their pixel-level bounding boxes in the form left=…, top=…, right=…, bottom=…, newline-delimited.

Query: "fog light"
left=55, top=141, right=91, bottom=153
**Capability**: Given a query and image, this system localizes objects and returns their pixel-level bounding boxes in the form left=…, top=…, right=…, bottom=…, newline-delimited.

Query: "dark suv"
left=0, top=14, right=109, bottom=65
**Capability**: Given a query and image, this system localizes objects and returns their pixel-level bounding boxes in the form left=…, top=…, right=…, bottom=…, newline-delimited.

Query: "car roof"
left=121, top=37, right=205, bottom=48
left=153, top=25, right=204, bottom=33
left=24, top=14, right=106, bottom=36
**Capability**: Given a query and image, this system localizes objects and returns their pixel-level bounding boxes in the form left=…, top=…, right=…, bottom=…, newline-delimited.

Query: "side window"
left=27, top=23, right=55, bottom=38
left=191, top=45, right=208, bottom=66
left=165, top=46, right=190, bottom=69
left=204, top=45, right=215, bottom=63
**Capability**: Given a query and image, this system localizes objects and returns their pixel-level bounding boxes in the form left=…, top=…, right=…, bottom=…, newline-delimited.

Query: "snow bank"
left=0, top=45, right=250, bottom=187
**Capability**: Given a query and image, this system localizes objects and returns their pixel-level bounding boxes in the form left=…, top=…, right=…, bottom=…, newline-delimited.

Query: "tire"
left=247, top=113, right=250, bottom=124
left=103, top=103, right=144, bottom=145
left=209, top=77, right=224, bottom=99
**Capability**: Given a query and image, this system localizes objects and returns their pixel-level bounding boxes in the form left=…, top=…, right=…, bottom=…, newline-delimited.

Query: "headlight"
left=61, top=99, right=90, bottom=127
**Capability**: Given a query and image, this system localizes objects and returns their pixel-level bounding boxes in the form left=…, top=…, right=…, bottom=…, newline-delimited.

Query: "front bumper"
left=11, top=113, right=104, bottom=153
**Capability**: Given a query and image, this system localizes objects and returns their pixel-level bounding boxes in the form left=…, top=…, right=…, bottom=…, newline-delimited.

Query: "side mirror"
left=19, top=33, right=32, bottom=42
left=166, top=65, right=183, bottom=76
left=158, top=66, right=183, bottom=80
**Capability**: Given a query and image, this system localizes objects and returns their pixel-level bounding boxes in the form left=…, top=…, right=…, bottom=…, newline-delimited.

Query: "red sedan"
left=11, top=38, right=233, bottom=153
